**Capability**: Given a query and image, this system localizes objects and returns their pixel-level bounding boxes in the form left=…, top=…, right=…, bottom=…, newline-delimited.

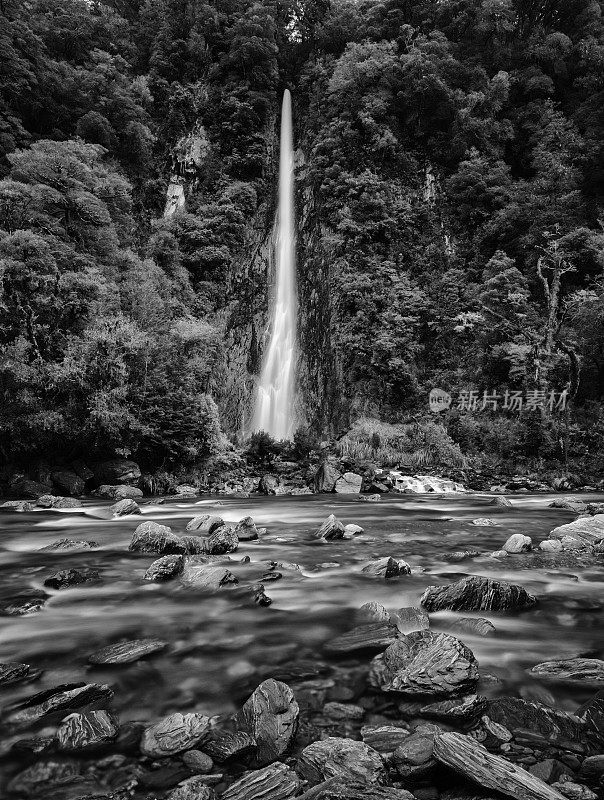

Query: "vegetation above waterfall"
left=1, top=0, right=604, bottom=477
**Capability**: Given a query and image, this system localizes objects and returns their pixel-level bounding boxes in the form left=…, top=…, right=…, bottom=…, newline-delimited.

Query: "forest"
left=1, top=0, right=604, bottom=482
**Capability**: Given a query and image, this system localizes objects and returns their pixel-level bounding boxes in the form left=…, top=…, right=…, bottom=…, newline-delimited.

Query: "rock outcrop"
left=421, top=576, right=537, bottom=612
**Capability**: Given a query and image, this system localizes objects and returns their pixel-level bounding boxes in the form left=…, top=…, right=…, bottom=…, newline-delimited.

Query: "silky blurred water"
left=0, top=493, right=602, bottom=731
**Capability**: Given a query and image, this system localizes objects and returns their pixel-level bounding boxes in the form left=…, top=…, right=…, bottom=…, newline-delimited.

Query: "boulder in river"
left=92, top=458, right=141, bottom=485
left=167, top=777, right=215, bottom=800
left=186, top=514, right=224, bottom=534
left=314, top=514, right=345, bottom=540
left=44, top=568, right=99, bottom=589
left=93, top=484, right=143, bottom=500
left=421, top=576, right=537, bottom=612
left=1, top=500, right=34, bottom=512
left=201, top=524, right=239, bottom=555
left=236, top=678, right=299, bottom=767
left=529, top=658, right=604, bottom=688
left=88, top=638, right=167, bottom=665
left=539, top=539, right=563, bottom=553
left=502, top=533, right=532, bottom=553
left=111, top=498, right=141, bottom=516
left=472, top=518, right=497, bottom=526
left=56, top=710, right=118, bottom=752
left=180, top=563, right=238, bottom=590
left=39, top=538, right=96, bottom=551
left=36, top=494, right=83, bottom=509
left=50, top=469, right=84, bottom=496
left=221, top=763, right=300, bottom=800
left=129, top=521, right=186, bottom=555
left=334, top=472, right=362, bottom=493
left=144, top=554, right=185, bottom=581
left=234, top=516, right=259, bottom=541
left=298, top=737, right=387, bottom=786
left=314, top=462, right=341, bottom=493
left=6, top=682, right=114, bottom=727
left=490, top=495, right=513, bottom=507
left=369, top=630, right=479, bottom=697
left=362, top=557, right=411, bottom=579
left=344, top=523, right=364, bottom=537
left=324, top=622, right=399, bottom=655
left=140, top=712, right=210, bottom=757
left=549, top=514, right=604, bottom=548
left=450, top=616, right=496, bottom=637
left=432, top=730, right=567, bottom=800
left=0, top=662, right=40, bottom=687
left=357, top=602, right=390, bottom=624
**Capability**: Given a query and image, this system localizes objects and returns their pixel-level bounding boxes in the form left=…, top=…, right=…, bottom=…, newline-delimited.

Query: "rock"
left=9, top=477, right=52, bottom=498
left=39, top=538, right=96, bottom=551
left=111, top=498, right=141, bottom=516
left=472, top=518, right=498, bottom=526
left=324, top=622, right=399, bottom=655
left=129, top=521, right=186, bottom=554
left=144, top=554, right=185, bottom=581
left=490, top=496, right=513, bottom=507
left=259, top=474, right=279, bottom=494
left=398, top=693, right=487, bottom=724
left=314, top=462, right=341, bottom=493
left=140, top=712, right=211, bottom=757
left=529, top=658, right=604, bottom=688
left=396, top=607, right=430, bottom=634
left=491, top=549, right=509, bottom=558
left=180, top=563, right=238, bottom=590
left=51, top=469, right=84, bottom=496
left=314, top=514, right=345, bottom=540
left=450, top=617, right=496, bottom=637
left=93, top=484, right=143, bottom=499
left=291, top=486, right=312, bottom=495
left=181, top=535, right=208, bottom=554
left=236, top=678, right=299, bottom=767
left=362, top=557, right=411, bottom=578
left=92, top=459, right=141, bottom=485
left=323, top=702, right=364, bottom=720
left=579, top=754, right=604, bottom=782
left=529, top=759, right=567, bottom=784
left=6, top=682, right=113, bottom=727
left=249, top=582, right=272, bottom=606
left=298, top=737, right=387, bottom=786
left=421, top=576, right=537, bottom=612
left=221, top=763, right=300, bottom=800
left=344, top=523, right=364, bottom=537
left=361, top=725, right=411, bottom=757
left=299, top=782, right=414, bottom=800
left=56, top=710, right=118, bottom=752
left=0, top=589, right=48, bottom=615
left=369, top=630, right=479, bottom=697
left=359, top=493, right=381, bottom=502
left=186, top=514, right=224, bottom=534
left=433, top=731, right=567, bottom=800
left=43, top=568, right=99, bottom=589
left=392, top=732, right=436, bottom=781
left=234, top=517, right=259, bottom=541
left=576, top=691, right=604, bottom=742
left=549, top=514, right=604, bottom=548
left=203, top=730, right=256, bottom=761
left=88, top=638, right=167, bottom=665
left=357, top=602, right=391, bottom=624
left=167, top=777, right=215, bottom=800
left=7, top=760, right=83, bottom=798
left=334, top=472, right=362, bottom=493
left=202, top=525, right=239, bottom=555
left=0, top=662, right=39, bottom=686
left=549, top=497, right=586, bottom=511
left=503, top=534, right=532, bottom=553
left=369, top=481, right=390, bottom=493
left=550, top=782, right=598, bottom=800
left=444, top=550, right=480, bottom=561
left=182, top=749, right=214, bottom=773
left=1, top=500, right=34, bottom=511
left=539, top=539, right=563, bottom=552
left=36, top=495, right=84, bottom=509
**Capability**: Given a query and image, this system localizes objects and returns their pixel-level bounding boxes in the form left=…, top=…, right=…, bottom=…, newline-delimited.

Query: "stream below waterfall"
left=0, top=493, right=603, bottom=792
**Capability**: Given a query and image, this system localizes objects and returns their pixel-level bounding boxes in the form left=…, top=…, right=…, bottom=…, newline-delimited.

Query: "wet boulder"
left=344, top=523, right=364, bottom=537
left=144, top=554, right=185, bottom=582
left=203, top=730, right=256, bottom=762
left=392, top=731, right=437, bottom=781
left=360, top=725, right=411, bottom=758
left=299, top=782, right=414, bottom=800
left=44, top=568, right=99, bottom=589
left=235, top=678, right=299, bottom=767
left=395, top=607, right=430, bottom=634
left=314, top=514, right=345, bottom=540
left=181, top=749, right=213, bottom=773
left=577, top=692, right=604, bottom=743
left=357, top=602, right=391, bottom=624
left=421, top=576, right=537, bottom=612
left=201, top=524, right=238, bottom=555
left=472, top=518, right=498, bottom=526
left=88, top=638, right=167, bottom=665
left=298, top=737, right=387, bottom=786
left=0, top=662, right=40, bottom=687
left=529, top=658, right=604, bottom=688
left=324, top=622, right=399, bottom=655
left=369, top=630, right=479, bottom=697
left=180, top=563, right=238, bottom=590
left=221, top=763, right=300, bottom=800
left=503, top=534, right=532, bottom=553
left=335, top=472, right=363, bottom=493
left=92, top=459, right=141, bottom=485
left=539, top=539, right=563, bottom=553
left=111, top=498, right=141, bottom=516
left=9, top=477, right=52, bottom=499
left=93, top=484, right=143, bottom=500
left=362, top=557, right=411, bottom=579
left=549, top=514, right=604, bottom=548
left=56, top=710, right=118, bottom=752
left=51, top=470, right=84, bottom=496
left=234, top=516, right=259, bottom=541
left=186, top=514, right=224, bottom=534
left=450, top=617, right=496, bottom=637
left=129, top=521, right=186, bottom=555
left=39, top=538, right=96, bottom=551
left=140, top=712, right=211, bottom=757
left=313, top=462, right=341, bottom=493
left=6, top=682, right=114, bottom=727
left=1, top=500, right=34, bottom=512
left=490, top=496, right=513, bottom=507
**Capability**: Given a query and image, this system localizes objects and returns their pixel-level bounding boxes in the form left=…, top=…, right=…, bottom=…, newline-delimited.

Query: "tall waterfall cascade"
left=251, top=89, right=298, bottom=440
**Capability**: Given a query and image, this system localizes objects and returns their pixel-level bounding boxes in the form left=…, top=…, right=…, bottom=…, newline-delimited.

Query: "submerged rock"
left=43, top=568, right=99, bottom=589
left=39, top=538, right=97, bottom=551
left=129, top=521, right=186, bottom=555
left=56, top=710, right=118, bottom=752
left=144, top=554, right=185, bottom=581
left=298, top=737, right=387, bottom=786
left=0, top=589, right=48, bottom=616
left=236, top=678, right=299, bottom=767
left=472, top=518, right=497, bottom=526
left=421, top=576, right=537, bottom=612
left=314, top=514, right=345, bottom=540
left=357, top=602, right=391, bottom=624
left=503, top=534, right=532, bottom=553
left=334, top=472, right=362, bottom=493
left=221, top=763, right=300, bottom=800
left=395, top=607, right=430, bottom=634
left=88, top=638, right=167, bottom=665
left=450, top=617, right=496, bottom=637
left=362, top=557, right=411, bottom=579
left=140, top=712, right=211, bottom=757
left=0, top=662, right=39, bottom=686
left=324, top=622, right=399, bottom=655
left=529, top=658, right=604, bottom=688
left=358, top=493, right=381, bottom=503
left=369, top=630, right=479, bottom=697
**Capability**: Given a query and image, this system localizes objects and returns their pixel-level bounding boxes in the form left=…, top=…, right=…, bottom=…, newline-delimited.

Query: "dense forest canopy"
left=1, top=0, right=604, bottom=477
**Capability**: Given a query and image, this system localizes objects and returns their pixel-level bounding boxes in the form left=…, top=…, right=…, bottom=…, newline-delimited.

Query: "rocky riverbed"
left=0, top=492, right=603, bottom=800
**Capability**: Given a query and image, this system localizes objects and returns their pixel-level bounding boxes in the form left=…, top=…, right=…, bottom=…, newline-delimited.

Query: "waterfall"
left=251, top=89, right=297, bottom=440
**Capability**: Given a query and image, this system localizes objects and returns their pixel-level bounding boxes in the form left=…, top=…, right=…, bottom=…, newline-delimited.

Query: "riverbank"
left=0, top=493, right=602, bottom=799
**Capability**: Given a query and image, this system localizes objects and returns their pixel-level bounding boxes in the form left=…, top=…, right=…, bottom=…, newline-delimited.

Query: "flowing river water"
left=0, top=493, right=603, bottom=783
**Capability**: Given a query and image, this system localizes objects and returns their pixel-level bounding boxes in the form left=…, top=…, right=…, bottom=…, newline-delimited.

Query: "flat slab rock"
left=433, top=731, right=567, bottom=800
left=39, top=538, right=97, bottom=551
left=203, top=729, right=256, bottom=762
left=140, top=712, right=210, bottom=757
left=324, top=622, right=399, bottom=655
left=88, top=638, right=167, bottom=665
left=56, top=710, right=118, bottom=751
left=398, top=693, right=487, bottom=724
left=221, top=763, right=300, bottom=800
left=6, top=682, right=114, bottom=727
left=421, top=576, right=537, bottom=612
left=235, top=678, right=299, bottom=767
left=369, top=630, right=479, bottom=697
left=43, top=568, right=99, bottom=589
left=549, top=514, right=604, bottom=547
left=180, top=563, right=238, bottom=590
left=529, top=658, right=604, bottom=688
left=298, top=736, right=387, bottom=787
left=361, top=724, right=411, bottom=756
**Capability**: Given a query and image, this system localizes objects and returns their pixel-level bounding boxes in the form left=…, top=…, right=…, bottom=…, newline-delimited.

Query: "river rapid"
left=0, top=492, right=603, bottom=781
